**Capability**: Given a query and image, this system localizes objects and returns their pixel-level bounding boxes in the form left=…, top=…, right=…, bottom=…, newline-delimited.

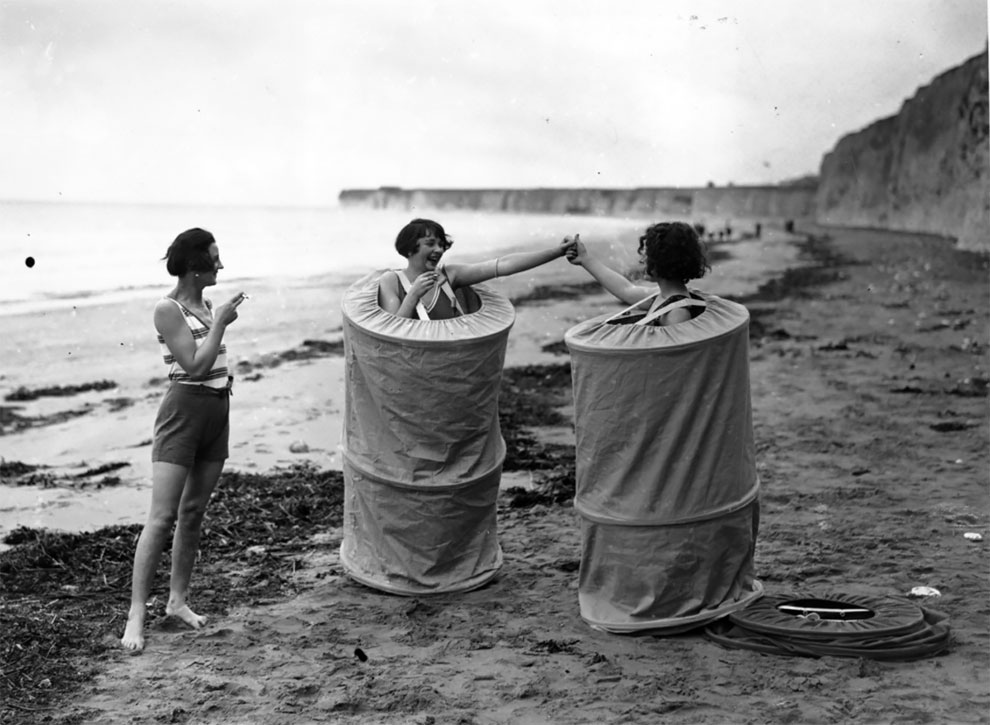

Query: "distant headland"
left=338, top=181, right=817, bottom=226
left=341, top=50, right=988, bottom=251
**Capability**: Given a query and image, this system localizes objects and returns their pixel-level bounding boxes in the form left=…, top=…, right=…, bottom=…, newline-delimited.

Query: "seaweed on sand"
left=234, top=337, right=345, bottom=376
left=1, top=461, right=130, bottom=489
left=498, top=363, right=577, bottom=507
left=510, top=281, right=603, bottom=307
left=732, top=233, right=854, bottom=306
left=4, top=380, right=118, bottom=402
left=0, top=463, right=344, bottom=721
left=0, top=361, right=579, bottom=720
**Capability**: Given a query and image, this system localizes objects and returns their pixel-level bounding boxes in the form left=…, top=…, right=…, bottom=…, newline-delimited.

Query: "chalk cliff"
left=339, top=52, right=989, bottom=250
left=338, top=184, right=817, bottom=225
left=816, top=50, right=988, bottom=250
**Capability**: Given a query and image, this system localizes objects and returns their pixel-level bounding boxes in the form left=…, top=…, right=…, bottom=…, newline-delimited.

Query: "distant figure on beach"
left=378, top=218, right=573, bottom=319
left=120, top=228, right=247, bottom=652
left=565, top=221, right=711, bottom=326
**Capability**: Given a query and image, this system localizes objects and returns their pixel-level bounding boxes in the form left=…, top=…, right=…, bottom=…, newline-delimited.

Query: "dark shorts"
left=151, top=383, right=230, bottom=466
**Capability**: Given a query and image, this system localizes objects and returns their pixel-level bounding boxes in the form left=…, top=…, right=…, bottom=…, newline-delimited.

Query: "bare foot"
left=120, top=611, right=145, bottom=652
left=165, top=601, right=207, bottom=629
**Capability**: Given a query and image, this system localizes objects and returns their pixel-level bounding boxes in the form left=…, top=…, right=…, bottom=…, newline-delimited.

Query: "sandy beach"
left=1, top=223, right=988, bottom=724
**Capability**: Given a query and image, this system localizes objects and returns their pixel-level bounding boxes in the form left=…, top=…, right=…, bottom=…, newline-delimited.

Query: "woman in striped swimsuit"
left=121, top=228, right=247, bottom=652
left=378, top=218, right=573, bottom=320
left=565, top=221, right=711, bottom=326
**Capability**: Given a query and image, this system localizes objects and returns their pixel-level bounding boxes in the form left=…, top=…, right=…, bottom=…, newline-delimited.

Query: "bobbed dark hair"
left=637, top=221, right=710, bottom=283
left=394, top=218, right=453, bottom=258
left=163, top=228, right=217, bottom=277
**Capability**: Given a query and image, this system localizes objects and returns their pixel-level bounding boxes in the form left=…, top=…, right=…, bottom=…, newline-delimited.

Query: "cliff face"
left=338, top=185, right=817, bottom=224
left=339, top=53, right=988, bottom=250
left=816, top=51, right=989, bottom=250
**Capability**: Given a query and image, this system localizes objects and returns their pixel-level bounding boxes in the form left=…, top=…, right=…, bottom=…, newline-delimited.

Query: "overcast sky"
left=2, top=0, right=986, bottom=206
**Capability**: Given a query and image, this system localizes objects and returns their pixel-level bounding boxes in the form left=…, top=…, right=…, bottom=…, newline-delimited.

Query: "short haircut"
left=163, top=228, right=217, bottom=277
left=637, top=221, right=710, bottom=283
left=394, top=218, right=453, bottom=258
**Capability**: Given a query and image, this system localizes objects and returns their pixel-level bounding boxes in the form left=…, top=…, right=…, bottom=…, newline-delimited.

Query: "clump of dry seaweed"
left=4, top=380, right=119, bottom=402
left=0, top=463, right=345, bottom=721
left=499, top=363, right=577, bottom=507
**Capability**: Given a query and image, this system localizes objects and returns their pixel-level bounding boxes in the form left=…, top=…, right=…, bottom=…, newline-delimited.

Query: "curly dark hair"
left=394, top=218, right=454, bottom=258
left=162, top=228, right=217, bottom=277
left=637, top=221, right=710, bottom=283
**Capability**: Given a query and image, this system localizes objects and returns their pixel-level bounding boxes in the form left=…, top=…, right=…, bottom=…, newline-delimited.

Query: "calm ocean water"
left=0, top=200, right=801, bottom=396
left=0, top=201, right=646, bottom=317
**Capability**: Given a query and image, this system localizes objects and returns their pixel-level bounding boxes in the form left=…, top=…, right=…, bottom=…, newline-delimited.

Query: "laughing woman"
left=378, top=218, right=573, bottom=319
left=120, top=228, right=247, bottom=652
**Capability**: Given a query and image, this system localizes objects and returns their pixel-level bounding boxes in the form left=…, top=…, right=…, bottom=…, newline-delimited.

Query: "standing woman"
left=121, top=228, right=247, bottom=652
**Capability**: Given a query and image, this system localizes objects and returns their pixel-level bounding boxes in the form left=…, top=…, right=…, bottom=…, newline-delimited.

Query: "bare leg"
left=121, top=462, right=189, bottom=652
left=165, top=459, right=224, bottom=629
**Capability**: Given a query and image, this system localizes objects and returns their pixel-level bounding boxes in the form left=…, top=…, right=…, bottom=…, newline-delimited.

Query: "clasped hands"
left=562, top=234, right=587, bottom=265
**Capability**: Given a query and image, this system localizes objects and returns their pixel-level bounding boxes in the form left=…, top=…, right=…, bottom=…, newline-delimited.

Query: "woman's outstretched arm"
left=566, top=236, right=653, bottom=305
left=445, top=239, right=572, bottom=288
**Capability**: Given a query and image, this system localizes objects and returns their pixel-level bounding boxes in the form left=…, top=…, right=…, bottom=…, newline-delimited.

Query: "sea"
left=0, top=200, right=648, bottom=318
left=0, top=200, right=804, bottom=396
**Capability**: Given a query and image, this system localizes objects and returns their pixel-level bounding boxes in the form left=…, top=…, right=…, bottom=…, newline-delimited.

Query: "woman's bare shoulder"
left=154, top=297, right=180, bottom=315
left=153, top=297, right=184, bottom=335
left=439, top=261, right=480, bottom=288
left=378, top=270, right=401, bottom=289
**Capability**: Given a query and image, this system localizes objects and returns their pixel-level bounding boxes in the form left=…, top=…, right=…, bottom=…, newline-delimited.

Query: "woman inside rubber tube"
left=565, top=221, right=710, bottom=326
left=378, top=218, right=574, bottom=320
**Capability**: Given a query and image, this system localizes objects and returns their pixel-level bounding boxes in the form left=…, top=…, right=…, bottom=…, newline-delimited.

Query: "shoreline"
left=0, top=225, right=805, bottom=541
left=2, top=223, right=988, bottom=724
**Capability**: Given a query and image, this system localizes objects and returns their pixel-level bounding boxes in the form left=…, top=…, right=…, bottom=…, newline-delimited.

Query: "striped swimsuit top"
left=158, top=298, right=229, bottom=388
